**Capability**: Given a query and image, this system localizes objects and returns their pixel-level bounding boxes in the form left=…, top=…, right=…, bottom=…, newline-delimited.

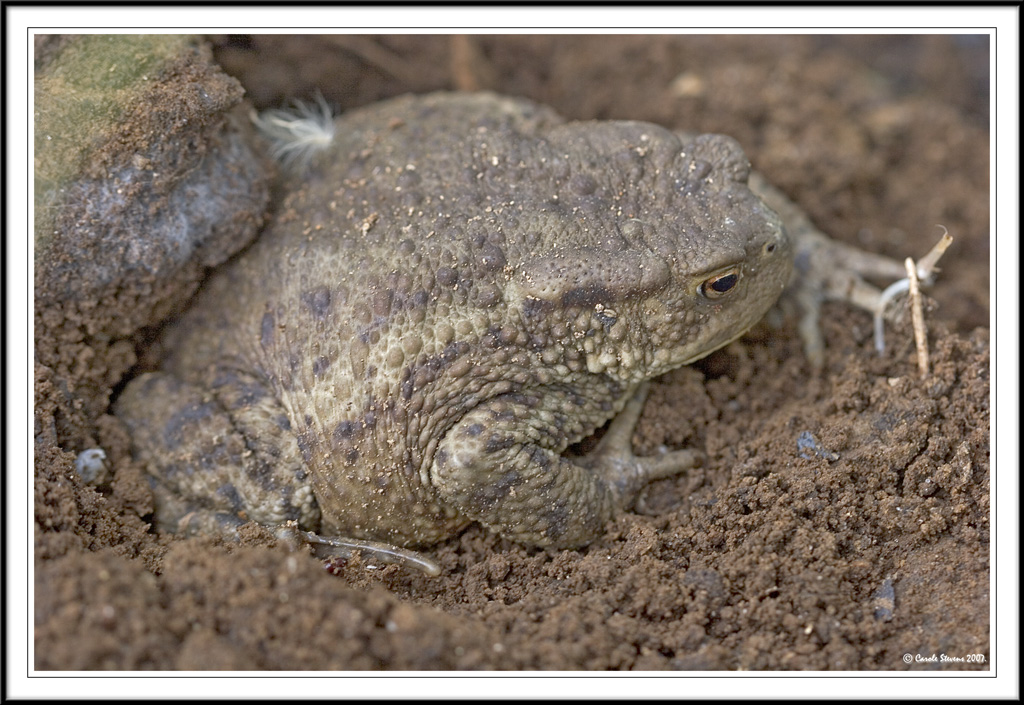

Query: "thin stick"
left=905, top=256, right=929, bottom=377
left=915, top=226, right=954, bottom=281
left=874, top=226, right=953, bottom=356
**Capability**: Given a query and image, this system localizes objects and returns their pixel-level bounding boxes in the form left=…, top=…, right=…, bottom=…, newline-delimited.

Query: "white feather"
left=252, top=93, right=336, bottom=170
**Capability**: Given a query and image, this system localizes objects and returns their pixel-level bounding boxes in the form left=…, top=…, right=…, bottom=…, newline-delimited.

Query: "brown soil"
left=34, top=35, right=990, bottom=671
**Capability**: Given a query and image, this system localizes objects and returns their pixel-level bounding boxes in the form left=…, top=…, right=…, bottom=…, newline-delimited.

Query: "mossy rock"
left=34, top=34, right=272, bottom=309
left=34, top=34, right=273, bottom=449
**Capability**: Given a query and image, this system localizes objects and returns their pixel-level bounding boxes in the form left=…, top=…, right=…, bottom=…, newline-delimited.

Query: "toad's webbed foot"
left=747, top=173, right=951, bottom=368
left=432, top=382, right=698, bottom=548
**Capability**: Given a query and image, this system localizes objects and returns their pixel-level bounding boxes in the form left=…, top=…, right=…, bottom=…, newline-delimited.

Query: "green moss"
left=34, top=34, right=199, bottom=251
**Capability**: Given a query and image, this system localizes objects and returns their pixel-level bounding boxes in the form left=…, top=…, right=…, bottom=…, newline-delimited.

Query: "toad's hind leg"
left=431, top=383, right=698, bottom=548
left=116, top=370, right=443, bottom=576
left=114, top=369, right=320, bottom=536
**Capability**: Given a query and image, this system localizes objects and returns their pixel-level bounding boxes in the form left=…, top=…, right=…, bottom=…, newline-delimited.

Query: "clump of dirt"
left=34, top=35, right=990, bottom=671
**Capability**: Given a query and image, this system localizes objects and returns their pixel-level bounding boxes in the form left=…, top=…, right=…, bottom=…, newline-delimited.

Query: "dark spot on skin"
left=435, top=448, right=448, bottom=468
left=289, top=352, right=302, bottom=374
left=506, top=393, right=539, bottom=408
left=607, top=380, right=624, bottom=398
left=399, top=341, right=470, bottom=399
left=215, top=483, right=245, bottom=512
left=296, top=431, right=314, bottom=463
left=436, top=267, right=458, bottom=287
left=363, top=410, right=377, bottom=429
left=260, top=312, right=274, bottom=348
left=162, top=402, right=216, bottom=446
left=301, top=287, right=332, bottom=320
left=473, top=468, right=526, bottom=507
left=467, top=423, right=485, bottom=437
left=689, top=159, right=713, bottom=181
left=498, top=327, right=518, bottom=346
left=541, top=498, right=571, bottom=542
left=274, top=414, right=291, bottom=431
left=209, top=369, right=238, bottom=388
left=196, top=450, right=223, bottom=472
left=333, top=420, right=360, bottom=442
left=399, top=366, right=415, bottom=401
left=528, top=446, right=552, bottom=470
left=345, top=448, right=360, bottom=465
left=567, top=390, right=587, bottom=407
left=210, top=371, right=267, bottom=409
left=561, top=285, right=611, bottom=308
left=247, top=458, right=278, bottom=491
left=312, top=356, right=331, bottom=377
left=412, top=290, right=430, bottom=307
left=484, top=434, right=517, bottom=453
left=594, top=310, right=618, bottom=328
left=476, top=285, right=502, bottom=308
left=484, top=325, right=521, bottom=349
left=496, top=469, right=524, bottom=492
left=528, top=335, right=548, bottom=351
left=358, top=324, right=382, bottom=345
left=468, top=471, right=524, bottom=510
left=677, top=159, right=713, bottom=196
left=278, top=497, right=303, bottom=523
left=479, top=244, right=507, bottom=271
left=522, top=297, right=554, bottom=318
left=611, top=147, right=645, bottom=182
left=569, top=173, right=597, bottom=196
left=494, top=406, right=517, bottom=423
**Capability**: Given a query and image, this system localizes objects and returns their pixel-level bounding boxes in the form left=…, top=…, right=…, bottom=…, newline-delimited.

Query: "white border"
left=6, top=4, right=1019, bottom=701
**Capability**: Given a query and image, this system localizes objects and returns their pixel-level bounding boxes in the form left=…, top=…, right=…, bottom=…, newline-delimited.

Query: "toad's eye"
left=698, top=268, right=741, bottom=299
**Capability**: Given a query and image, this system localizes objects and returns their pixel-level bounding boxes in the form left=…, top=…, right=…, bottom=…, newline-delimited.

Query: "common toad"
left=116, top=92, right=840, bottom=553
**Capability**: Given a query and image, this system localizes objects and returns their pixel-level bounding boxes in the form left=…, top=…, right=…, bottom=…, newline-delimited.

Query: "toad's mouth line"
left=675, top=324, right=760, bottom=367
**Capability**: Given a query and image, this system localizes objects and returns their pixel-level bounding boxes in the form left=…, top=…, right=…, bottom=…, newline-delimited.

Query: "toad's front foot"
left=432, top=382, right=699, bottom=549
left=581, top=382, right=701, bottom=499
left=748, top=173, right=952, bottom=367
